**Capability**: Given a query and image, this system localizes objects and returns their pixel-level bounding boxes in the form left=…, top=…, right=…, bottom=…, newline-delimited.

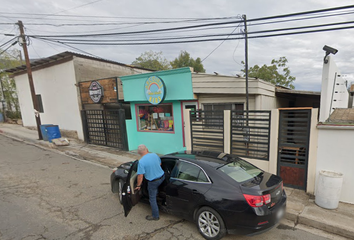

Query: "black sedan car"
left=111, top=151, right=286, bottom=240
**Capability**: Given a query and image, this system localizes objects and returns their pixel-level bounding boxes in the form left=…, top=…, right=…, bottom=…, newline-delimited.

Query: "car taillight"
left=243, top=194, right=271, bottom=207
left=263, top=194, right=271, bottom=204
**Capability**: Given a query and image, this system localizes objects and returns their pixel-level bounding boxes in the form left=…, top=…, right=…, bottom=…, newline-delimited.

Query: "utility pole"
left=17, top=20, right=42, bottom=140
left=243, top=15, right=250, bottom=156
left=242, top=15, right=249, bottom=127
left=0, top=77, right=6, bottom=122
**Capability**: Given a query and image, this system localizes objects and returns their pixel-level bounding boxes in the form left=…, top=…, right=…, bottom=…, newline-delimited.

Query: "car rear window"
left=218, top=160, right=263, bottom=183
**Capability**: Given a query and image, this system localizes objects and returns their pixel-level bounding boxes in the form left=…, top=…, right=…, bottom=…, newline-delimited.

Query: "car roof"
left=164, top=150, right=242, bottom=168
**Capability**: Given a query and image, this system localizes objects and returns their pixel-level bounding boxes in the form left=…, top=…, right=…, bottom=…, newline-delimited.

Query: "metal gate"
left=190, top=110, right=224, bottom=152
left=231, top=110, right=271, bottom=160
left=81, top=109, right=128, bottom=150
left=277, top=109, right=311, bottom=190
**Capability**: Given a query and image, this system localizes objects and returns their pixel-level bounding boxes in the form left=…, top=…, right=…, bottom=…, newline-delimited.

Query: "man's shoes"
left=146, top=215, right=159, bottom=221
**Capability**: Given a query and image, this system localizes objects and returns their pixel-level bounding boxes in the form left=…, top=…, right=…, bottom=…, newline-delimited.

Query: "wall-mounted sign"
left=144, top=76, right=166, bottom=105
left=79, top=78, right=119, bottom=104
left=89, top=81, right=104, bottom=103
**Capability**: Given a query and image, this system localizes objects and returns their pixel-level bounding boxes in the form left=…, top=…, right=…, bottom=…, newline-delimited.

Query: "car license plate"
left=276, top=207, right=285, bottom=220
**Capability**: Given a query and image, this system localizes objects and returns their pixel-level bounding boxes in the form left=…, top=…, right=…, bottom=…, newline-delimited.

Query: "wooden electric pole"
left=17, top=20, right=43, bottom=140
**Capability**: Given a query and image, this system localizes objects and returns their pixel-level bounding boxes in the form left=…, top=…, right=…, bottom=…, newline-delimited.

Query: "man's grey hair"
left=138, top=144, right=148, bottom=152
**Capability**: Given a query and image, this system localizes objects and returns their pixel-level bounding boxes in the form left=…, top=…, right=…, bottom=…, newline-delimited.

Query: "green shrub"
left=6, top=111, right=21, bottom=119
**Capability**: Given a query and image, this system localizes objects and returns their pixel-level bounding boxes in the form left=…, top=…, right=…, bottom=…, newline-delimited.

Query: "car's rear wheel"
left=196, top=207, right=226, bottom=240
left=118, top=180, right=124, bottom=204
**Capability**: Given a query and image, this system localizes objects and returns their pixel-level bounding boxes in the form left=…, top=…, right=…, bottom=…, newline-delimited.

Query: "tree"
left=170, top=51, right=206, bottom=73
left=0, top=49, right=23, bottom=116
left=242, top=57, right=296, bottom=89
left=131, top=51, right=171, bottom=71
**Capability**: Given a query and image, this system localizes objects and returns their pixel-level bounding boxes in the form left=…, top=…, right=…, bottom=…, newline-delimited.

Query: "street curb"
left=298, top=211, right=354, bottom=240
left=285, top=211, right=298, bottom=224
left=0, top=132, right=111, bottom=170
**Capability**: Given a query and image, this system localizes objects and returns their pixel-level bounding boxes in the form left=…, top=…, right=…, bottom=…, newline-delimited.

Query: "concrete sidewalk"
left=1, top=123, right=353, bottom=239
left=0, top=123, right=138, bottom=168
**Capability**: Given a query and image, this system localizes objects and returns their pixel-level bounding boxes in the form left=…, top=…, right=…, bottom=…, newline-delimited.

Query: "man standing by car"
left=135, top=144, right=165, bottom=221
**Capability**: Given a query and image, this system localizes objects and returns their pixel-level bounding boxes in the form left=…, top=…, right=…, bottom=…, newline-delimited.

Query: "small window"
left=137, top=104, right=174, bottom=132
left=172, top=161, right=209, bottom=182
left=36, top=94, right=44, bottom=113
left=203, top=103, right=244, bottom=129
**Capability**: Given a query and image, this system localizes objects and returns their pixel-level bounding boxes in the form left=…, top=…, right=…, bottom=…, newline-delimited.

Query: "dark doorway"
left=277, top=109, right=311, bottom=190
left=81, top=109, right=128, bottom=150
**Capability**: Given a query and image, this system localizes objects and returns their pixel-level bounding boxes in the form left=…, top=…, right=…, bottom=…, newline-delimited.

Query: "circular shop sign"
left=89, top=81, right=104, bottom=103
left=144, top=76, right=166, bottom=105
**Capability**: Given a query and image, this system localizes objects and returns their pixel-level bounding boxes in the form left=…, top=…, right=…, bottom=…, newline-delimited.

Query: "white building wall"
left=319, top=56, right=349, bottom=122
left=316, top=125, right=354, bottom=204
left=15, top=60, right=84, bottom=140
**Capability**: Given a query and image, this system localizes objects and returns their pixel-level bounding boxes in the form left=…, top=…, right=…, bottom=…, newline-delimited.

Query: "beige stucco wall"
left=192, top=74, right=275, bottom=97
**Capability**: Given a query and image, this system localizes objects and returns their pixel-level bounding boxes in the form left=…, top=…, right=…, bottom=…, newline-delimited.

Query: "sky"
left=0, top=0, right=354, bottom=91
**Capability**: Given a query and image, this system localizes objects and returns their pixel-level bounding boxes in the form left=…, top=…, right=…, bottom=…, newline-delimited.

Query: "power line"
left=46, top=0, right=105, bottom=17
left=34, top=20, right=354, bottom=43
left=0, top=40, right=17, bottom=56
left=201, top=22, right=242, bottom=62
left=0, top=12, right=236, bottom=20
left=0, top=37, right=17, bottom=48
left=36, top=37, right=103, bottom=59
left=22, top=4, right=354, bottom=38
left=250, top=10, right=354, bottom=27
left=247, top=4, right=354, bottom=22
left=33, top=24, right=354, bottom=45
left=29, top=19, right=244, bottom=38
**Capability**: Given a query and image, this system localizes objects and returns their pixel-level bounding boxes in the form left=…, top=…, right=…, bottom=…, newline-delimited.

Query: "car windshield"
left=218, top=160, right=263, bottom=183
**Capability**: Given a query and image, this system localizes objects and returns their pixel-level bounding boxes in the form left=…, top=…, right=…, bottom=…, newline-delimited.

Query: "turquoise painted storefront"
left=120, top=68, right=195, bottom=154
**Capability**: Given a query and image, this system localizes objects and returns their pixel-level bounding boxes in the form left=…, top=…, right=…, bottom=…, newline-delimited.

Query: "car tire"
left=118, top=179, right=124, bottom=205
left=196, top=207, right=226, bottom=240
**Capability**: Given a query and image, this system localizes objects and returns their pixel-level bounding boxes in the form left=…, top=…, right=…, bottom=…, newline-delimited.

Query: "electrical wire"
left=33, top=24, right=354, bottom=45
left=201, top=22, right=242, bottom=62
left=16, top=5, right=354, bottom=39
left=34, top=20, right=354, bottom=44
left=36, top=37, right=103, bottom=59
left=0, top=40, right=17, bottom=56
left=0, top=12, right=240, bottom=21
left=44, top=0, right=106, bottom=18
left=0, top=37, right=17, bottom=48
left=29, top=19, right=244, bottom=38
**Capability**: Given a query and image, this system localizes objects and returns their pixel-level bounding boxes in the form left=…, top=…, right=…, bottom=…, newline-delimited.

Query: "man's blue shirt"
left=137, top=153, right=164, bottom=181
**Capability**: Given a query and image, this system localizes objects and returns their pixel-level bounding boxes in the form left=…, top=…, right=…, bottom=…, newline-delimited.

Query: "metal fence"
left=231, top=110, right=271, bottom=160
left=81, top=109, right=128, bottom=150
left=190, top=110, right=224, bottom=152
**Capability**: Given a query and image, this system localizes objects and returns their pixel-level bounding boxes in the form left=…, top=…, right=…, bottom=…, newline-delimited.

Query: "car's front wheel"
left=118, top=180, right=124, bottom=204
left=196, top=207, right=226, bottom=240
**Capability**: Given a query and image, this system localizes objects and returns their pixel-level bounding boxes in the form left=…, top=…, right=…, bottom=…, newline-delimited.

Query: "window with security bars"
left=203, top=103, right=244, bottom=129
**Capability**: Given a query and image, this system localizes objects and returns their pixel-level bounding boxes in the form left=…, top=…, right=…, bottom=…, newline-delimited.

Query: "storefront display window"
left=136, top=104, right=174, bottom=132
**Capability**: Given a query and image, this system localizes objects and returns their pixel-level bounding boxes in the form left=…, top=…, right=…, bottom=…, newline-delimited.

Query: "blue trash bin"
left=40, top=124, right=54, bottom=141
left=0, top=113, right=4, bottom=123
left=47, top=125, right=61, bottom=142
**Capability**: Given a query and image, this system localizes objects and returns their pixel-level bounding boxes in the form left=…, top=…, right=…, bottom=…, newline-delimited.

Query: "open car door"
left=122, top=160, right=141, bottom=217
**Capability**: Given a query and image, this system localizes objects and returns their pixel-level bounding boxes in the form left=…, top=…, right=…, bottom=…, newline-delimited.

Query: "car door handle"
left=192, top=189, right=199, bottom=195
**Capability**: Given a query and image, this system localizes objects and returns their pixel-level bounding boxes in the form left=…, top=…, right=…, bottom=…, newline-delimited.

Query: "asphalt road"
left=0, top=135, right=340, bottom=240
